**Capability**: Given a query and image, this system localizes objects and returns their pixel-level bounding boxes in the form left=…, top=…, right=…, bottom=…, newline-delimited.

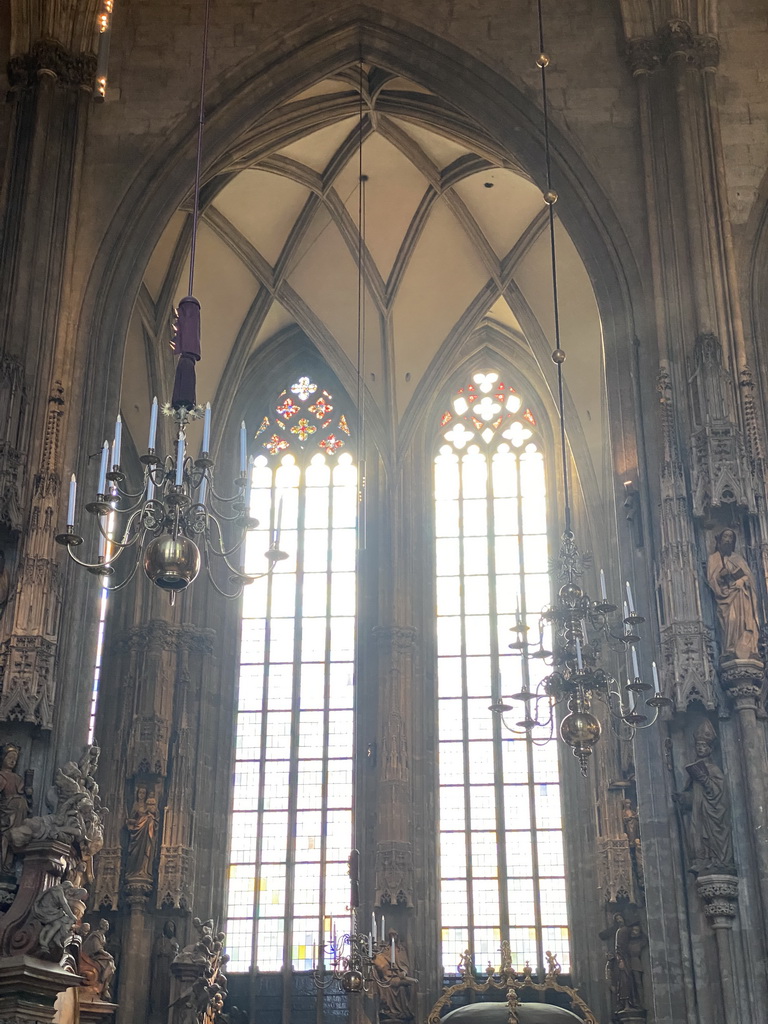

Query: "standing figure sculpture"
left=126, top=785, right=158, bottom=881
left=372, top=931, right=417, bottom=1023
left=706, top=529, right=760, bottom=662
left=151, top=919, right=179, bottom=1020
left=0, top=743, right=32, bottom=871
left=673, top=720, right=735, bottom=875
left=82, top=918, right=117, bottom=1001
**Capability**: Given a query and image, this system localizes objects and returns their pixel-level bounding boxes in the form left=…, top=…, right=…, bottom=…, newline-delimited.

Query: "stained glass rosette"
left=256, top=375, right=351, bottom=463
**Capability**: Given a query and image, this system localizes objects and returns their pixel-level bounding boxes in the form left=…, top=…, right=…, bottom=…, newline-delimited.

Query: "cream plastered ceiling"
left=123, top=66, right=605, bottom=496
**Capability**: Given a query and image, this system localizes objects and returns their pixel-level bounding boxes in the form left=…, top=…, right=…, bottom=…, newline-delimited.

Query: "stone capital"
left=372, top=625, right=418, bottom=652
left=719, top=658, right=764, bottom=713
left=696, top=873, right=739, bottom=928
left=7, top=42, right=97, bottom=93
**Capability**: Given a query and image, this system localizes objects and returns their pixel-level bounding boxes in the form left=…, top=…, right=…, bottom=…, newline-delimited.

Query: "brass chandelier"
left=490, top=1, right=671, bottom=773
left=57, top=0, right=285, bottom=599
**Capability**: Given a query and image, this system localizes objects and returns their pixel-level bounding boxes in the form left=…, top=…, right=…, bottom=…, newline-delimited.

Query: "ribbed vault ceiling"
left=123, top=65, right=605, bottom=493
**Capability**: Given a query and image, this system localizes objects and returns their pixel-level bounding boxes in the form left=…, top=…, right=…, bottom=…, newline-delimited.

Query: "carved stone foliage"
left=625, top=19, right=720, bottom=75
left=375, top=842, right=414, bottom=909
left=7, top=40, right=97, bottom=92
left=158, top=845, right=195, bottom=911
left=115, top=621, right=215, bottom=656
left=696, top=874, right=739, bottom=928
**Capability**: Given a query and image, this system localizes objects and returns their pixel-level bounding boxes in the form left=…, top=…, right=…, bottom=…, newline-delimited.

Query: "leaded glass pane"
left=226, top=373, right=356, bottom=972
left=436, top=372, right=570, bottom=975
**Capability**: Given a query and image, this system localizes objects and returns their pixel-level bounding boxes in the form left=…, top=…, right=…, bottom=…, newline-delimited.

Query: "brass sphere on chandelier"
left=143, top=534, right=201, bottom=591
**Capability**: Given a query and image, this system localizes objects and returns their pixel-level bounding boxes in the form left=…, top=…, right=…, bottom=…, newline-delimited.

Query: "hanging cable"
left=356, top=60, right=368, bottom=551
left=536, top=0, right=571, bottom=536
left=187, top=0, right=212, bottom=296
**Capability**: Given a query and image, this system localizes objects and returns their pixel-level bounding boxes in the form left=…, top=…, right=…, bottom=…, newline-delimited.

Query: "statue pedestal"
left=614, top=1010, right=646, bottom=1024
left=0, top=954, right=83, bottom=1023
left=78, top=998, right=118, bottom=1024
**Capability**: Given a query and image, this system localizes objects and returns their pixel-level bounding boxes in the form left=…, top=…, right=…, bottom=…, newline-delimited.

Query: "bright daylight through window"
left=436, top=371, right=570, bottom=975
left=226, top=374, right=356, bottom=972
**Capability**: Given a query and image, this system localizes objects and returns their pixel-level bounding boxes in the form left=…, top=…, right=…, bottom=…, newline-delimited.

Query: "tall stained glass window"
left=226, top=374, right=356, bottom=972
left=436, top=371, right=570, bottom=975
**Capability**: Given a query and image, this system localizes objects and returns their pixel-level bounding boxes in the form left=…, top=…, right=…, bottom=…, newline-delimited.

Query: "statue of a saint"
left=82, top=918, right=117, bottom=1001
left=372, top=931, right=417, bottom=1023
left=706, top=529, right=760, bottom=661
left=0, top=550, right=11, bottom=621
left=603, top=914, right=642, bottom=1012
left=673, top=719, right=735, bottom=875
left=126, top=785, right=158, bottom=881
left=0, top=743, right=32, bottom=870
left=151, top=919, right=179, bottom=1019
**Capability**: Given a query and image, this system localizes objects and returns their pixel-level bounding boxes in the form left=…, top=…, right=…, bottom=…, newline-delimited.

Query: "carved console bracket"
left=7, top=41, right=97, bottom=93
left=719, top=659, right=764, bottom=713
left=696, top=873, right=739, bottom=929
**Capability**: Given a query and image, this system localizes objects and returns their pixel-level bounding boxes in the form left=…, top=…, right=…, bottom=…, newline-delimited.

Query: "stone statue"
left=603, top=913, right=642, bottom=1012
left=81, top=918, right=117, bottom=1001
left=33, top=880, right=87, bottom=953
left=9, top=746, right=105, bottom=866
left=372, top=931, right=417, bottom=1023
left=706, top=529, right=760, bottom=662
left=0, top=743, right=32, bottom=870
left=622, top=797, right=645, bottom=891
left=151, top=919, right=179, bottom=1018
left=673, top=720, right=735, bottom=875
left=126, top=785, right=158, bottom=881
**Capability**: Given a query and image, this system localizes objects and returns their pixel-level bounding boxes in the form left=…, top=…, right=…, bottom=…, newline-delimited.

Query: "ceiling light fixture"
left=490, top=0, right=671, bottom=774
left=57, top=0, right=286, bottom=601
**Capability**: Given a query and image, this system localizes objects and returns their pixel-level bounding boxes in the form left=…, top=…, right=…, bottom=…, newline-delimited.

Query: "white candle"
left=652, top=661, right=660, bottom=693
left=368, top=933, right=373, bottom=957
left=98, top=527, right=107, bottom=560
left=146, top=477, right=155, bottom=502
left=198, top=474, right=208, bottom=506
left=381, top=915, right=386, bottom=940
left=575, top=636, right=583, bottom=670
left=600, top=568, right=607, bottom=601
left=631, top=645, right=640, bottom=680
left=67, top=474, right=77, bottom=526
left=625, top=581, right=635, bottom=615
left=390, top=936, right=396, bottom=967
left=202, top=402, right=211, bottom=454
left=628, top=685, right=636, bottom=712
left=148, top=396, right=158, bottom=450
left=97, top=441, right=109, bottom=494
left=175, top=434, right=185, bottom=486
left=371, top=912, right=377, bottom=944
left=112, top=414, right=122, bottom=468
left=240, top=421, right=248, bottom=477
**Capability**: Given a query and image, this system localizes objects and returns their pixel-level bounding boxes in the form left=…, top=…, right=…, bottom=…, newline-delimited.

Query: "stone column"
left=719, top=659, right=768, bottom=932
left=371, top=627, right=417, bottom=921
left=696, top=874, right=740, bottom=1024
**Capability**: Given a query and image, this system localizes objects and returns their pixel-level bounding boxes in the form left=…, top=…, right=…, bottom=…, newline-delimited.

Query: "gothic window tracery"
left=435, top=370, right=570, bottom=975
left=226, top=373, right=356, bottom=972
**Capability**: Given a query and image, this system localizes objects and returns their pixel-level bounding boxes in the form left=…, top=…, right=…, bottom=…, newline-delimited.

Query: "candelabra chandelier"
left=490, top=0, right=671, bottom=773
left=55, top=386, right=286, bottom=599
left=56, top=0, right=285, bottom=600
left=491, top=532, right=672, bottom=775
left=312, top=851, right=410, bottom=995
